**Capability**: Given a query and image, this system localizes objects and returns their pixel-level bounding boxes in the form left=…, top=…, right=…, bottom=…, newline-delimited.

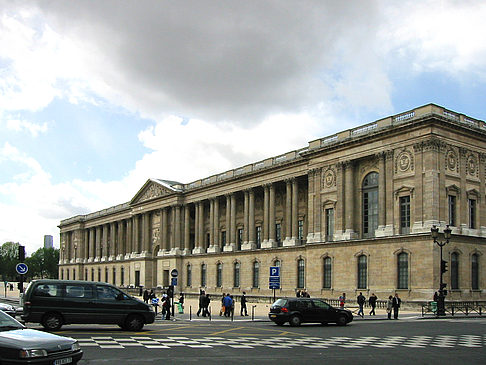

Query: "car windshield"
left=272, top=299, right=288, bottom=307
left=0, top=310, right=24, bottom=330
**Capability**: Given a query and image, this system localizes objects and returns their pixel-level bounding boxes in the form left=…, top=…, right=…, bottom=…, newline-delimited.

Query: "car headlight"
left=19, top=349, right=48, bottom=358
left=71, top=342, right=81, bottom=351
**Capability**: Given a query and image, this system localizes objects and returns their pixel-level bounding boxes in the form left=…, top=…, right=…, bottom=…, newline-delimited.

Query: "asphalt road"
left=26, top=317, right=486, bottom=365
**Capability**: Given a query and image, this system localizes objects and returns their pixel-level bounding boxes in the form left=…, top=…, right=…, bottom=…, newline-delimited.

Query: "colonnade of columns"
left=60, top=178, right=305, bottom=263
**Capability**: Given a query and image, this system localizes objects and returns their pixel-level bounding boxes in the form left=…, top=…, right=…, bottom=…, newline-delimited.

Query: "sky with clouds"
left=1, top=0, right=485, bottom=255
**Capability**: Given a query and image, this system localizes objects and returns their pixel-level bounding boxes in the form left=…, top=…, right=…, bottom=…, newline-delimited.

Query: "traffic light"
left=167, top=285, right=174, bottom=298
left=440, top=259, right=448, bottom=274
left=18, top=245, right=25, bottom=261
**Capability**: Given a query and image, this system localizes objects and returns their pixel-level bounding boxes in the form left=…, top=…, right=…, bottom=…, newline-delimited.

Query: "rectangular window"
left=276, top=223, right=282, bottom=247
left=234, top=263, right=240, bottom=287
left=297, top=259, right=305, bottom=289
left=237, top=229, right=243, bottom=250
left=186, top=265, right=192, bottom=287
left=323, top=258, right=332, bottom=289
left=325, top=208, right=334, bottom=242
left=357, top=256, right=367, bottom=289
left=298, top=220, right=304, bottom=241
left=448, top=195, right=456, bottom=226
left=256, top=226, right=261, bottom=249
left=399, top=196, right=411, bottom=234
left=252, top=262, right=259, bottom=288
left=201, top=265, right=207, bottom=287
left=221, top=231, right=226, bottom=246
left=216, top=264, right=222, bottom=288
left=469, top=199, right=476, bottom=229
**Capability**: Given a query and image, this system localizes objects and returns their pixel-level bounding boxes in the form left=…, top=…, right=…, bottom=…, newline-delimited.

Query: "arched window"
left=121, top=267, right=125, bottom=286
left=397, top=252, right=408, bottom=289
left=252, top=261, right=260, bottom=288
left=91, top=268, right=95, bottom=281
left=200, top=264, right=207, bottom=287
left=98, top=268, right=101, bottom=282
left=357, top=255, right=367, bottom=289
left=85, top=269, right=88, bottom=281
left=323, top=257, right=332, bottom=289
left=234, top=262, right=240, bottom=287
left=72, top=269, right=76, bottom=280
left=186, top=264, right=192, bottom=287
left=451, top=252, right=459, bottom=289
left=362, top=172, right=379, bottom=237
left=471, top=254, right=479, bottom=290
left=112, top=268, right=116, bottom=285
left=66, top=269, right=69, bottom=280
left=216, top=263, right=223, bottom=288
left=297, top=259, right=305, bottom=289
left=105, top=268, right=109, bottom=283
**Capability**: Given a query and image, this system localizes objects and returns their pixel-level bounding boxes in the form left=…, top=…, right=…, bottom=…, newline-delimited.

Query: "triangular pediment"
left=130, top=179, right=183, bottom=204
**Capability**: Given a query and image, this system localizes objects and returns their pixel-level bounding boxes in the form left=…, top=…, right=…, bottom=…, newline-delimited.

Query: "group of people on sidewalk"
left=339, top=292, right=402, bottom=319
left=217, top=292, right=249, bottom=317
left=142, top=288, right=184, bottom=320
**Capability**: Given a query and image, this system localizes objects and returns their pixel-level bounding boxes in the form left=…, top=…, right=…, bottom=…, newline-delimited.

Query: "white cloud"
left=5, top=118, right=48, bottom=137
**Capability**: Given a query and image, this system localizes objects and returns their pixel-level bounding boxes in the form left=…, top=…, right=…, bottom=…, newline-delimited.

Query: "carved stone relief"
left=466, top=153, right=479, bottom=178
left=445, top=148, right=459, bottom=173
left=322, top=167, right=336, bottom=188
left=395, top=149, right=414, bottom=174
left=138, top=183, right=170, bottom=203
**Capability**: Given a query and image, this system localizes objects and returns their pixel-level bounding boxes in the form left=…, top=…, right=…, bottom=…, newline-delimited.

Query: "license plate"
left=270, top=314, right=276, bottom=318
left=54, top=357, right=72, bottom=365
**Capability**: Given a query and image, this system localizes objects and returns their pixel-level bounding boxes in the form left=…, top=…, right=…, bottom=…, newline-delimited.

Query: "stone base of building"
left=223, top=244, right=236, bottom=252
left=192, top=247, right=205, bottom=254
left=207, top=245, right=221, bottom=253
left=241, top=242, right=256, bottom=250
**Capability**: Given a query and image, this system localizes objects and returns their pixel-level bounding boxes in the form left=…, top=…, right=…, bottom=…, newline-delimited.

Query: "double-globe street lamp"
left=431, top=224, right=452, bottom=316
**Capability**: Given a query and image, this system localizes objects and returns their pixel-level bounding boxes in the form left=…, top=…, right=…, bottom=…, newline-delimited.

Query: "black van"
left=21, top=279, right=155, bottom=331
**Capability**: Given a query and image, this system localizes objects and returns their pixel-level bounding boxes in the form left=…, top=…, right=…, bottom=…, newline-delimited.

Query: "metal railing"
left=421, top=301, right=486, bottom=317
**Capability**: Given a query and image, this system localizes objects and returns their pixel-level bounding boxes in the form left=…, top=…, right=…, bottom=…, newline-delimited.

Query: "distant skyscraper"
left=44, top=235, right=53, bottom=249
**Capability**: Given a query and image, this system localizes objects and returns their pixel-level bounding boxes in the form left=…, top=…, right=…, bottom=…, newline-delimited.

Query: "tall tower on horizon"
left=44, top=235, right=53, bottom=249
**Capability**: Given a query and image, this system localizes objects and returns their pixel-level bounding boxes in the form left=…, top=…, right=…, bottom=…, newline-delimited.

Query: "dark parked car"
left=21, top=279, right=155, bottom=331
left=269, top=298, right=353, bottom=326
left=0, top=303, right=16, bottom=318
left=0, top=309, right=83, bottom=364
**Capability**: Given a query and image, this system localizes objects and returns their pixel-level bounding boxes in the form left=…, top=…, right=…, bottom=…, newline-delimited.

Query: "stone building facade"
left=58, top=104, right=486, bottom=301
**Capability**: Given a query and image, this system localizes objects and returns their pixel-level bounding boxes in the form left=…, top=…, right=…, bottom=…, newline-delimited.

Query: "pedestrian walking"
left=219, top=293, right=226, bottom=316
left=143, top=289, right=149, bottom=304
left=151, top=296, right=160, bottom=315
left=368, top=293, right=377, bottom=315
left=392, top=293, right=401, bottom=319
left=223, top=293, right=233, bottom=317
left=179, top=293, right=184, bottom=309
left=386, top=295, right=393, bottom=319
left=357, top=292, right=366, bottom=318
left=163, top=296, right=171, bottom=320
left=240, top=292, right=248, bottom=316
left=197, top=290, right=205, bottom=317
left=296, top=290, right=301, bottom=297
left=203, top=294, right=211, bottom=317
left=339, top=293, right=346, bottom=308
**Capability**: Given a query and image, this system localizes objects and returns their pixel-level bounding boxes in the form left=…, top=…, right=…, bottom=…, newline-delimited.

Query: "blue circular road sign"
left=171, top=269, right=178, bottom=278
left=16, top=263, right=28, bottom=275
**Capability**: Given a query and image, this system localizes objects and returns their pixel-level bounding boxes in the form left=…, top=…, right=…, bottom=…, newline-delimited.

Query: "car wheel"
left=124, top=314, right=144, bottom=331
left=42, top=312, right=63, bottom=331
left=289, top=315, right=302, bottom=327
left=336, top=315, right=347, bottom=326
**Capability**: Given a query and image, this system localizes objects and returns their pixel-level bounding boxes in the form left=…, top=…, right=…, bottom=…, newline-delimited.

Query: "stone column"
left=133, top=215, right=140, bottom=254
left=292, top=178, right=298, bottom=241
left=268, top=183, right=276, bottom=247
left=125, top=218, right=132, bottom=259
left=170, top=205, right=181, bottom=255
left=95, top=226, right=101, bottom=261
left=376, top=152, right=390, bottom=237
left=193, top=202, right=205, bottom=254
left=183, top=205, right=191, bottom=254
left=243, top=190, right=249, bottom=244
left=343, top=160, right=357, bottom=239
left=208, top=198, right=220, bottom=253
left=209, top=199, right=214, bottom=249
left=117, top=221, right=124, bottom=260
left=88, top=228, right=95, bottom=262
left=243, top=189, right=256, bottom=250
left=283, top=179, right=292, bottom=244
left=192, top=203, right=200, bottom=254
left=262, top=184, right=269, bottom=246
left=225, top=195, right=231, bottom=247
left=101, top=224, right=109, bottom=261
left=225, top=193, right=237, bottom=252
left=314, top=168, right=323, bottom=242
left=83, top=229, right=89, bottom=263
left=141, top=212, right=151, bottom=256
left=480, top=154, right=486, bottom=236
left=108, top=222, right=116, bottom=261
left=306, top=170, right=315, bottom=243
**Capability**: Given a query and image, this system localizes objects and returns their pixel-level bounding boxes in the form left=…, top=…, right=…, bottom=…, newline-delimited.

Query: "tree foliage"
left=0, top=242, right=59, bottom=281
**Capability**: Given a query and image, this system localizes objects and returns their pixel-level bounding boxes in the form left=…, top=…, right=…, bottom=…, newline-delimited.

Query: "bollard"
left=251, top=305, right=257, bottom=321
left=209, top=306, right=212, bottom=321
left=190, top=305, right=192, bottom=321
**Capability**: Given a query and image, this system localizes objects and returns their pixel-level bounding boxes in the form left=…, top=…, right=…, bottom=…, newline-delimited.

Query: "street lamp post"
left=431, top=224, right=452, bottom=316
